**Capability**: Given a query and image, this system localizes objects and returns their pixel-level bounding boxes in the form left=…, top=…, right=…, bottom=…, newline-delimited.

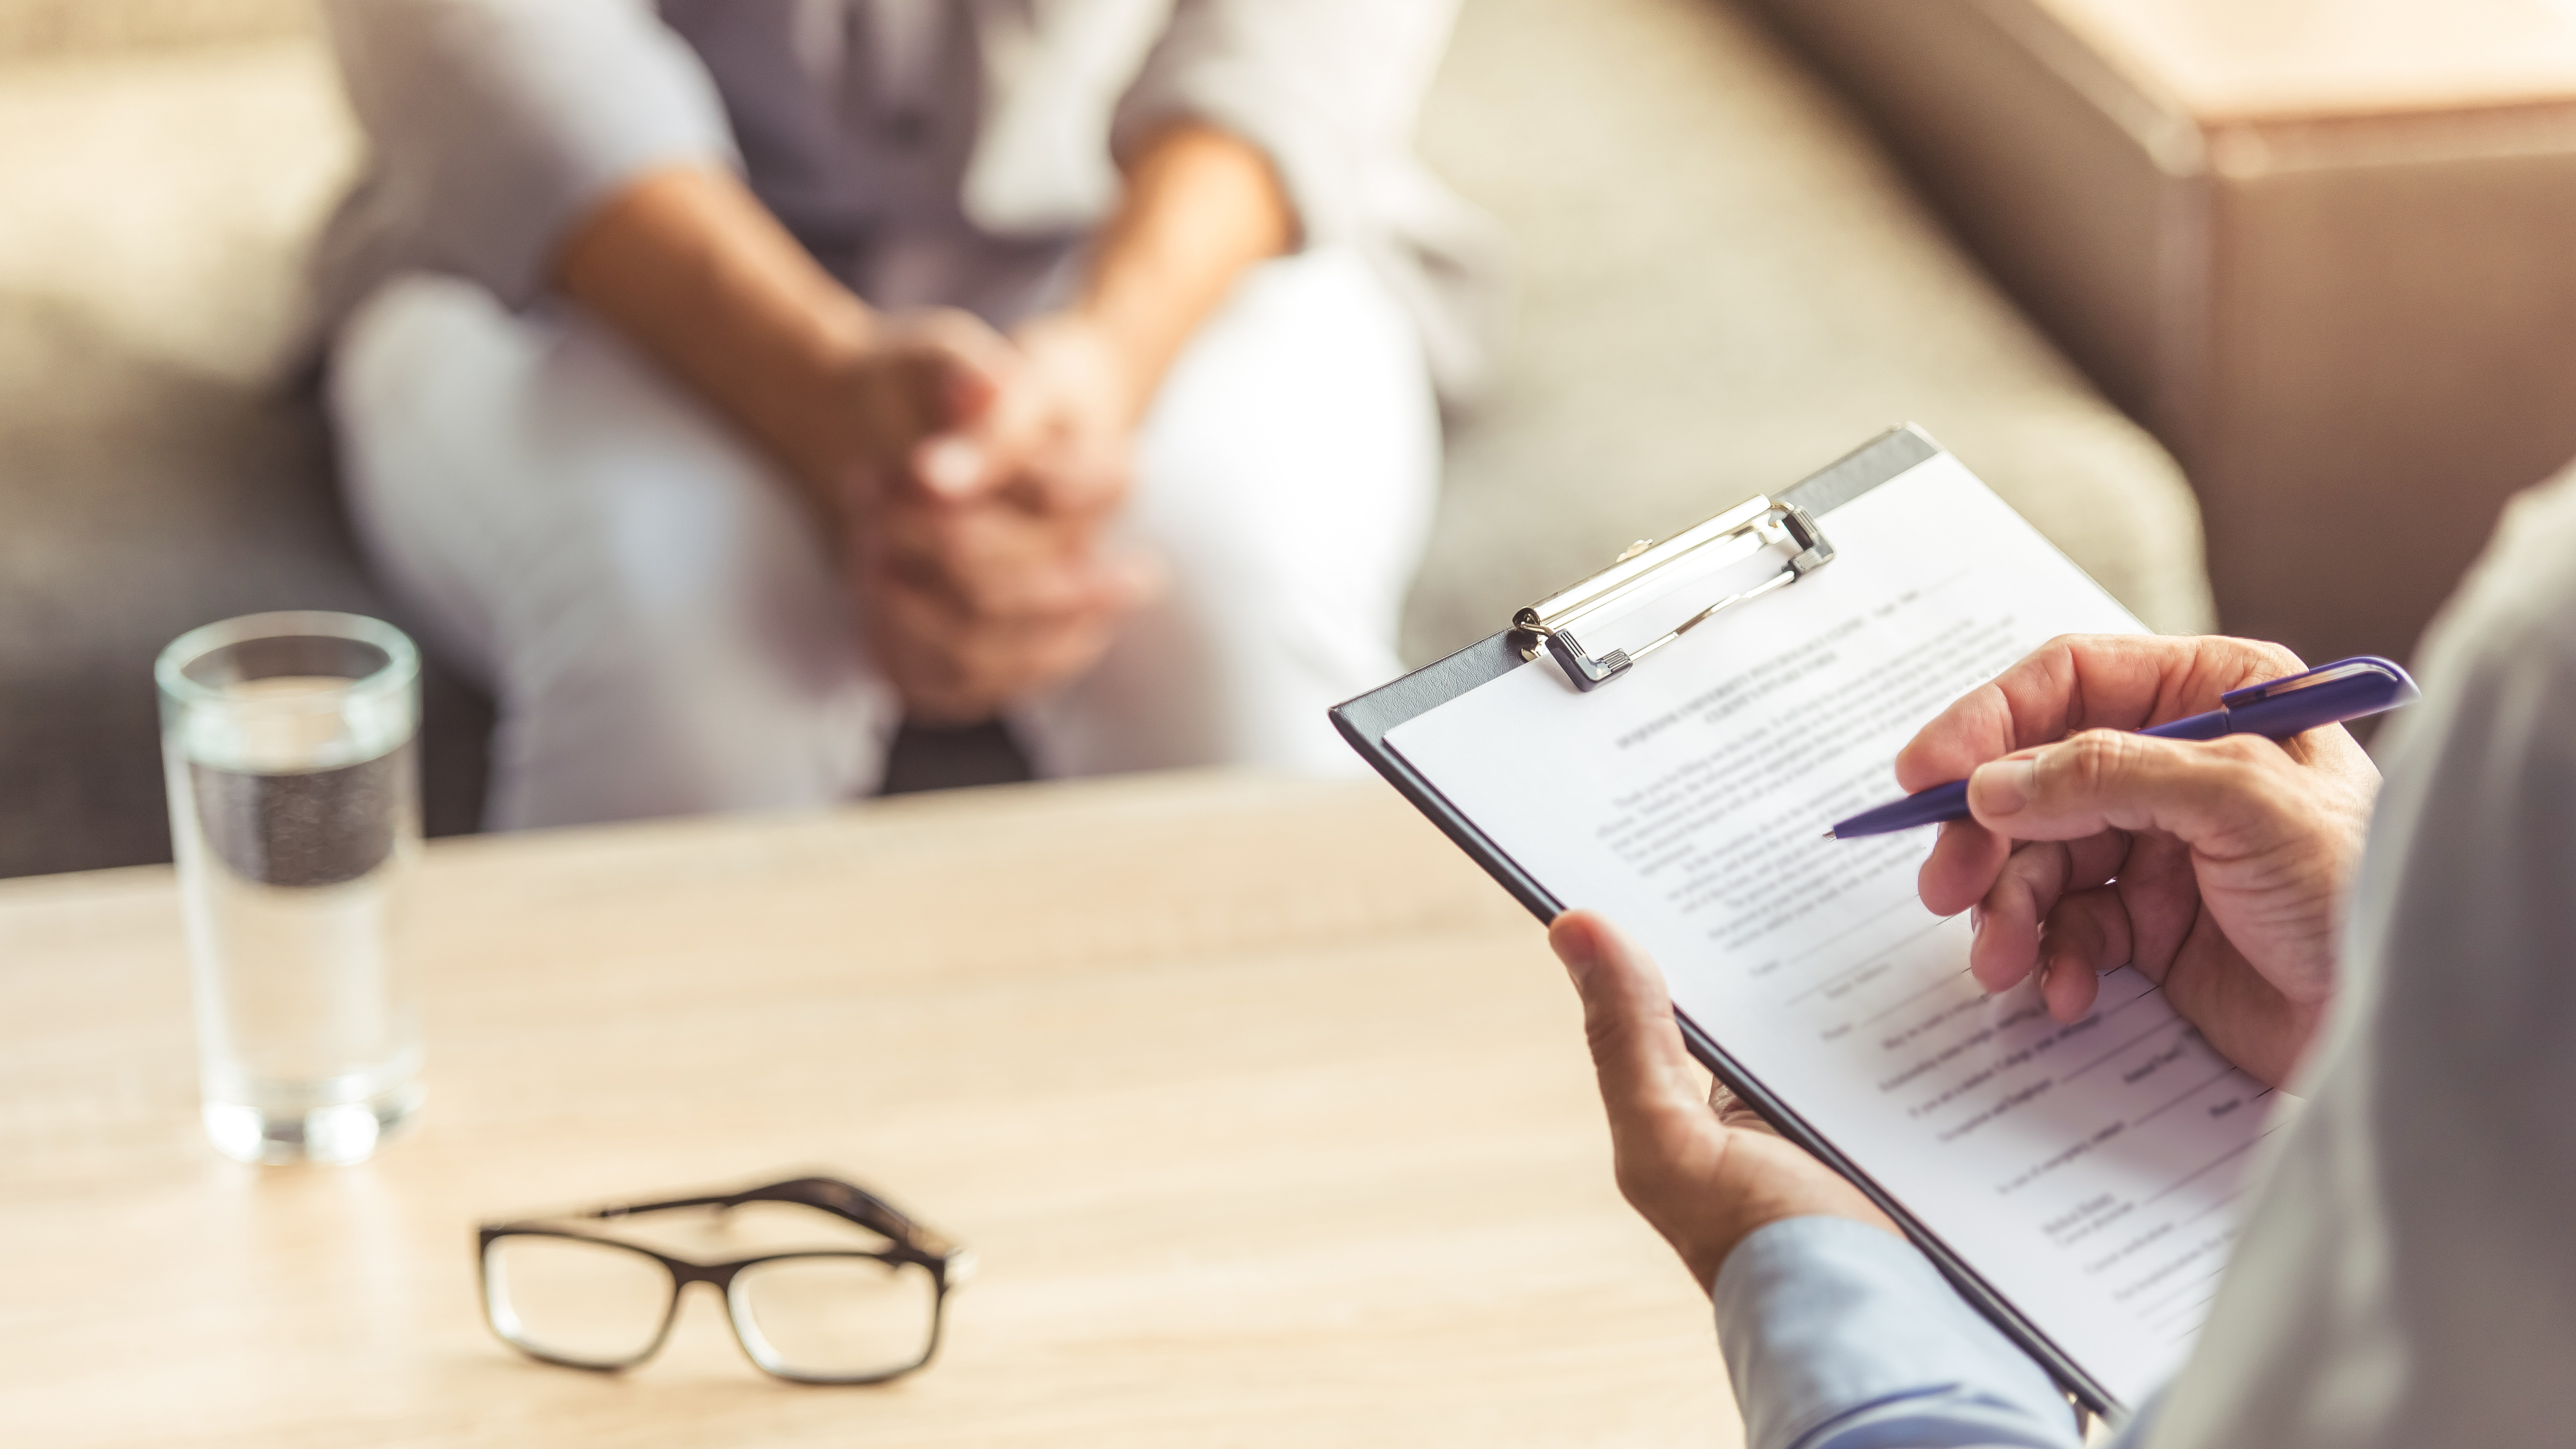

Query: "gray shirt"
left=312, top=0, right=1504, bottom=398
left=1707, top=460, right=2576, bottom=1446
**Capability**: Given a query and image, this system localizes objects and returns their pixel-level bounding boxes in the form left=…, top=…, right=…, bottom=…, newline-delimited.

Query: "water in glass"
left=160, top=618, right=425, bottom=1165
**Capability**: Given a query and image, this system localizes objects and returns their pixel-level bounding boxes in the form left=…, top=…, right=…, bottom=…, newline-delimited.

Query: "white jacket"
left=311, top=0, right=1505, bottom=400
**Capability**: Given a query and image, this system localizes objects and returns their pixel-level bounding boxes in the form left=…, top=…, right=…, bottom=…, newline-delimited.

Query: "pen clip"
left=2219, top=656, right=2417, bottom=710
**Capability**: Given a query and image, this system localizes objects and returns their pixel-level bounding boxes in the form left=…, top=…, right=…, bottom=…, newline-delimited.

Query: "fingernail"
left=1968, top=904, right=1984, bottom=935
left=1551, top=917, right=1599, bottom=984
left=919, top=438, right=980, bottom=495
left=1977, top=758, right=2035, bottom=816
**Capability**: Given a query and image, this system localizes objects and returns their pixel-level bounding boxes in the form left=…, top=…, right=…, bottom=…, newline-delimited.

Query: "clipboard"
left=1330, top=424, right=2116, bottom=1416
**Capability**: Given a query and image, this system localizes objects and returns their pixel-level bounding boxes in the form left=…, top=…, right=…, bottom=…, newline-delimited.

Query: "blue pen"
left=1824, top=655, right=2421, bottom=840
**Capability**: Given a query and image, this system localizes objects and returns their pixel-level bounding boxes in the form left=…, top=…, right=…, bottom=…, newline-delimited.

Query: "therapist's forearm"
left=551, top=165, right=878, bottom=506
left=1069, top=122, right=1295, bottom=425
left=1719, top=1218, right=2090, bottom=1449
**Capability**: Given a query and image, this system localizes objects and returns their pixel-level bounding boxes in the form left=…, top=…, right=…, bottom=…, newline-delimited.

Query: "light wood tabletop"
left=0, top=772, right=1740, bottom=1447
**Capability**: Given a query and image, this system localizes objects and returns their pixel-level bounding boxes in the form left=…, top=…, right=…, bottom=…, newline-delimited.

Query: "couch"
left=0, top=0, right=2212, bottom=879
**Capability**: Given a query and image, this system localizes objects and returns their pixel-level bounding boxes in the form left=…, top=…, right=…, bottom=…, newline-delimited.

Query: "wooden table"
left=0, top=773, right=1737, bottom=1446
left=1749, top=0, right=2576, bottom=674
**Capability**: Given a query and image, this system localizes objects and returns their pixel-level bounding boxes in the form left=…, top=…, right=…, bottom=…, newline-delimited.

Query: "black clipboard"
left=1330, top=424, right=2112, bottom=1416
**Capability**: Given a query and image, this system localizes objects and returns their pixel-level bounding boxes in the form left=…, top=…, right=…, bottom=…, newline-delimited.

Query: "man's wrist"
left=1665, top=1129, right=1905, bottom=1297
left=1026, top=309, right=1156, bottom=431
left=778, top=303, right=885, bottom=505
left=1065, top=121, right=1292, bottom=428
left=553, top=166, right=883, bottom=514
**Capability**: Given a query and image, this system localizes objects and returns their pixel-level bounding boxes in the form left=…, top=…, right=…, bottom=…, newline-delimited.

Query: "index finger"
left=1893, top=634, right=2306, bottom=792
left=1014, top=431, right=1135, bottom=520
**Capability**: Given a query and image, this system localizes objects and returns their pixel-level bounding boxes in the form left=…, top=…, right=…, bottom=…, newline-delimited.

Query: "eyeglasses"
left=476, top=1174, right=973, bottom=1385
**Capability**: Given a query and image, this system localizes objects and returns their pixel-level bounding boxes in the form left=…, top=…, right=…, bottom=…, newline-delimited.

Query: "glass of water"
left=157, top=611, right=425, bottom=1165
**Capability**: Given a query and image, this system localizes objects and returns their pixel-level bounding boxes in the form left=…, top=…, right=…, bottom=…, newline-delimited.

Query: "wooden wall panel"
left=1744, top=0, right=2576, bottom=666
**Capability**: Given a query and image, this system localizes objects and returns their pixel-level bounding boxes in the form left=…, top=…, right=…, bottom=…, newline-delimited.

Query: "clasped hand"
left=828, top=309, right=1162, bottom=724
left=1555, top=633, right=2381, bottom=1291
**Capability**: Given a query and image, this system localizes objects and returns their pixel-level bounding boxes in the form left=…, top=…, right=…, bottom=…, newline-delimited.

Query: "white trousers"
left=327, top=250, right=1437, bottom=829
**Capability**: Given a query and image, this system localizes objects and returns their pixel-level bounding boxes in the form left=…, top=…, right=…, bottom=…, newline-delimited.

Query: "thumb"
left=1549, top=911, right=1702, bottom=1129
left=934, top=339, right=1005, bottom=427
left=887, top=308, right=1013, bottom=428
left=1967, top=730, right=2293, bottom=851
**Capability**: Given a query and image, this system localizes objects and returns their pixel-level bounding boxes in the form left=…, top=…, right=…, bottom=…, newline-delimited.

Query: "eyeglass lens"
left=729, top=1256, right=941, bottom=1381
left=485, top=1235, right=675, bottom=1367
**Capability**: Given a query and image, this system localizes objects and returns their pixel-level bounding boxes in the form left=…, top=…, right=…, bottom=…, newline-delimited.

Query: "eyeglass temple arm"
left=584, top=1177, right=956, bottom=1259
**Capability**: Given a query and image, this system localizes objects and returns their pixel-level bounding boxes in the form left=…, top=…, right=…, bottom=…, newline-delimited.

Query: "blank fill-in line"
left=2088, top=975, right=2168, bottom=1022
left=1780, top=925, right=1953, bottom=1013
left=2061, top=1014, right=2193, bottom=1085
left=2157, top=1291, right=2224, bottom=1343
left=2139, top=1268, right=2228, bottom=1325
left=2128, top=1066, right=2241, bottom=1132
left=2177, top=1185, right=2249, bottom=1230
left=1780, top=902, right=1945, bottom=1004
left=1860, top=965, right=1977, bottom=1026
left=2142, top=1123, right=2288, bottom=1208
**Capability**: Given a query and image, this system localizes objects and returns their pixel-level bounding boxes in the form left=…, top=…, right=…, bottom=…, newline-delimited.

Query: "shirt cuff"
left=1715, top=1217, right=2083, bottom=1449
left=1112, top=72, right=1349, bottom=254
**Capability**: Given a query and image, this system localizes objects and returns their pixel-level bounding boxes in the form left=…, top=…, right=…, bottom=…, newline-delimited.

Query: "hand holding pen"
left=1829, top=654, right=2416, bottom=838
left=1850, top=636, right=2392, bottom=1085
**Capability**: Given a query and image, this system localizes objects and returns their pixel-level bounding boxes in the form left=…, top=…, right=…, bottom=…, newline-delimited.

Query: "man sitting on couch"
left=313, top=0, right=1498, bottom=827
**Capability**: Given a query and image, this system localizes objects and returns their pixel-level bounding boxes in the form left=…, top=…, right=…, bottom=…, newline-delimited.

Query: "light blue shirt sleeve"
left=314, top=0, right=736, bottom=331
left=1715, top=1216, right=2118, bottom=1449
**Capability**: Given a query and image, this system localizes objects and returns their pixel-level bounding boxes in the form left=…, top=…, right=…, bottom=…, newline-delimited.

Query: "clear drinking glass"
left=156, top=611, right=425, bottom=1165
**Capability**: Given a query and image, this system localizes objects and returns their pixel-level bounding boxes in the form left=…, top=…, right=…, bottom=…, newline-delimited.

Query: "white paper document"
left=1387, top=455, right=2287, bottom=1405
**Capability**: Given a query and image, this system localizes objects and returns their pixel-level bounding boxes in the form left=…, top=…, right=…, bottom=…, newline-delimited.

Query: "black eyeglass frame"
left=476, top=1174, right=974, bottom=1386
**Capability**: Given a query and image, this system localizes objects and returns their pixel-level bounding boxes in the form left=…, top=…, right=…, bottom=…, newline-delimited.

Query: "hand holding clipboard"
left=1333, top=426, right=2300, bottom=1414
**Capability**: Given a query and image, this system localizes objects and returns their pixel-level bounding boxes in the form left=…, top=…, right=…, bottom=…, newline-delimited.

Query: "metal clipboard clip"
left=1514, top=495, right=1835, bottom=691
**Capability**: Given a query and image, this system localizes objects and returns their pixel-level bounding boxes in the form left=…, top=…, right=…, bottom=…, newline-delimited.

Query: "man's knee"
left=488, top=524, right=887, bottom=825
left=325, top=280, right=887, bottom=817
left=329, top=274, right=528, bottom=437
left=1128, top=251, right=1439, bottom=616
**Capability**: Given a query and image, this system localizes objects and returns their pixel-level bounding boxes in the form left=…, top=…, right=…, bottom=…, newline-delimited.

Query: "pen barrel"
left=2145, top=673, right=2399, bottom=746
left=2222, top=676, right=2391, bottom=739
left=1829, top=659, right=2416, bottom=840
left=2139, top=709, right=2230, bottom=743
left=1834, top=777, right=1971, bottom=837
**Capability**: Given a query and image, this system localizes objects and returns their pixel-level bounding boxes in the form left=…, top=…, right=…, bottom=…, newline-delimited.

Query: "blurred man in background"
left=314, top=0, right=1500, bottom=828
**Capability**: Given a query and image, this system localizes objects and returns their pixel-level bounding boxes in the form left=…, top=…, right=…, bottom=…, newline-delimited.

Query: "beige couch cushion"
left=0, top=0, right=313, bottom=57
left=1407, top=0, right=2212, bottom=660
left=0, top=32, right=473, bottom=875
